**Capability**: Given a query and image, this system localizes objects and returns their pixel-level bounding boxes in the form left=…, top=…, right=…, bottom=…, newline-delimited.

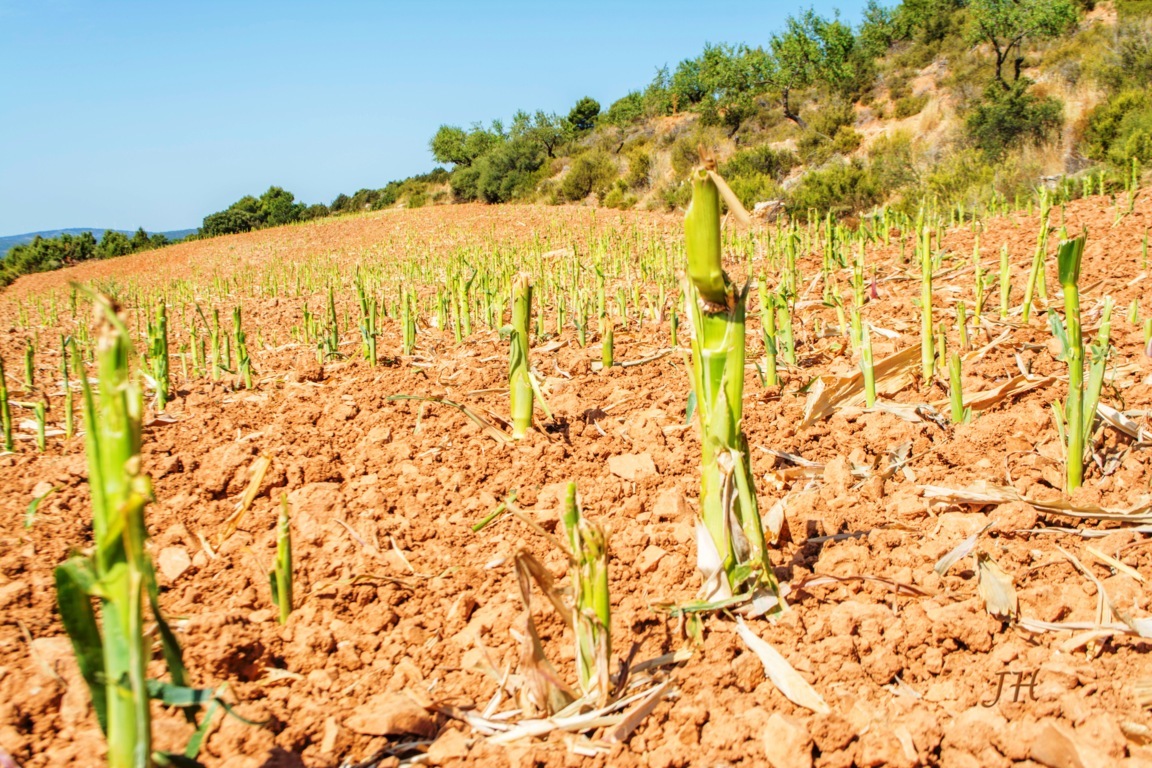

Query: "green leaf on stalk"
left=54, top=559, right=108, bottom=734
left=25, top=487, right=56, bottom=528
left=1047, top=309, right=1069, bottom=360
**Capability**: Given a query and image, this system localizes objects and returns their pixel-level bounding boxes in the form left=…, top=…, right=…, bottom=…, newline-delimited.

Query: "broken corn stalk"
left=560, top=482, right=610, bottom=704
left=270, top=494, right=293, bottom=624
left=509, top=275, right=533, bottom=439
left=683, top=168, right=777, bottom=602
left=54, top=292, right=191, bottom=768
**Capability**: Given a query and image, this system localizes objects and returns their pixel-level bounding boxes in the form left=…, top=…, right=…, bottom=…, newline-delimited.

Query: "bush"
left=788, top=160, right=881, bottom=217
left=867, top=131, right=920, bottom=193
left=603, top=184, right=638, bottom=209
left=473, top=139, right=546, bottom=203
left=1083, top=88, right=1152, bottom=166
left=832, top=126, right=863, bottom=154
left=720, top=145, right=797, bottom=180
left=625, top=150, right=652, bottom=189
left=966, top=83, right=1063, bottom=159
left=808, top=99, right=856, bottom=138
left=894, top=93, right=929, bottom=118
left=561, top=152, right=617, bottom=201
left=727, top=174, right=784, bottom=208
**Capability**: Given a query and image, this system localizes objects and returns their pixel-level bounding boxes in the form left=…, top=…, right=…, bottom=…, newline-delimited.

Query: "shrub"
left=1083, top=88, right=1152, bottom=166
left=788, top=160, right=881, bottom=217
left=561, top=152, right=617, bottom=201
left=603, top=184, right=638, bottom=209
left=966, top=83, right=1063, bottom=159
left=894, top=93, right=929, bottom=118
left=832, top=126, right=864, bottom=154
left=720, top=145, right=797, bottom=180
left=625, top=150, right=652, bottom=189
left=473, top=139, right=546, bottom=203
left=808, top=99, right=856, bottom=138
left=727, top=174, right=784, bottom=208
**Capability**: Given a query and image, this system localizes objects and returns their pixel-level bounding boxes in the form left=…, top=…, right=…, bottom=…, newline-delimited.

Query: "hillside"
left=0, top=228, right=196, bottom=257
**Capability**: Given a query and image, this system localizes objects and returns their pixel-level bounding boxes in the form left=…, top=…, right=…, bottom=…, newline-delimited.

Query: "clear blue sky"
left=0, top=0, right=870, bottom=235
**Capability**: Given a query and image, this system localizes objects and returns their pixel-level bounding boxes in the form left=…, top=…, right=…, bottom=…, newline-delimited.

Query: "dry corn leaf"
left=1097, top=403, right=1152, bottom=443
left=734, top=618, right=830, bottom=714
left=1085, top=545, right=1144, bottom=582
left=1137, top=680, right=1152, bottom=710
left=217, top=455, right=271, bottom=546
left=934, top=532, right=980, bottom=577
left=930, top=374, right=1054, bottom=412
left=921, top=482, right=1152, bottom=523
left=802, top=346, right=919, bottom=426
left=976, top=551, right=1018, bottom=620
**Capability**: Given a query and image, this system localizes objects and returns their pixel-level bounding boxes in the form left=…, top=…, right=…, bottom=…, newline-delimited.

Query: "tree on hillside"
left=761, top=10, right=858, bottom=128
left=259, top=186, right=305, bottom=227
left=694, top=44, right=773, bottom=137
left=968, top=0, right=1080, bottom=89
left=510, top=110, right=569, bottom=157
left=430, top=123, right=503, bottom=167
left=567, top=97, right=601, bottom=132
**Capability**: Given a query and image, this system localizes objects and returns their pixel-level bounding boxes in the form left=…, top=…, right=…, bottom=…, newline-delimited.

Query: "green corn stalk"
left=1145, top=317, right=1152, bottom=347
left=861, top=322, right=876, bottom=407
left=919, top=223, right=935, bottom=384
left=670, top=305, right=679, bottom=348
left=210, top=309, right=222, bottom=381
left=758, top=276, right=777, bottom=387
left=560, top=483, right=610, bottom=704
left=234, top=308, right=253, bottom=390
left=54, top=293, right=193, bottom=768
left=1049, top=235, right=1103, bottom=492
left=25, top=339, right=34, bottom=392
left=683, top=169, right=777, bottom=602
left=957, top=302, right=969, bottom=351
left=776, top=296, right=796, bottom=367
left=0, top=355, right=13, bottom=452
left=270, top=494, right=293, bottom=624
left=1127, top=299, right=1139, bottom=326
left=999, top=244, right=1011, bottom=320
left=509, top=276, right=534, bottom=440
left=601, top=321, right=614, bottom=370
left=402, top=291, right=416, bottom=356
left=948, top=351, right=968, bottom=424
left=357, top=283, right=377, bottom=365
left=575, top=299, right=588, bottom=348
left=327, top=285, right=339, bottom=354
left=64, top=337, right=76, bottom=439
left=1021, top=193, right=1052, bottom=322
left=148, top=301, right=169, bottom=411
left=973, top=236, right=986, bottom=319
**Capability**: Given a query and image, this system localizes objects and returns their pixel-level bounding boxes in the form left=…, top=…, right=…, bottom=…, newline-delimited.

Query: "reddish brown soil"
left=1, top=199, right=1151, bottom=768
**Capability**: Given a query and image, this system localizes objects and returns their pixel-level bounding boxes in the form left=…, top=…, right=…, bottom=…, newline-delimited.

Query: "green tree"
left=968, top=0, right=1080, bottom=89
left=430, top=123, right=503, bottom=166
left=762, top=10, right=858, bottom=127
left=259, top=186, right=305, bottom=227
left=567, top=97, right=601, bottom=132
left=695, top=44, right=773, bottom=136
left=511, top=110, right=569, bottom=157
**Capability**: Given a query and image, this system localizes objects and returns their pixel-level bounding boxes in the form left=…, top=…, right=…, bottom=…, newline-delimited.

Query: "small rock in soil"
left=763, top=712, right=814, bottom=768
left=345, top=691, right=438, bottom=738
left=607, top=452, right=657, bottom=481
left=158, top=547, right=192, bottom=582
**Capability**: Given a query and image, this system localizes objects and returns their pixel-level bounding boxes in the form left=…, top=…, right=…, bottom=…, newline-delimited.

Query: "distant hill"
left=0, top=228, right=197, bottom=257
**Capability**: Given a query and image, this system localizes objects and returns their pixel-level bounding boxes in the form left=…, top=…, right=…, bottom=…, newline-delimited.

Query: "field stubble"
left=1, top=199, right=1151, bottom=767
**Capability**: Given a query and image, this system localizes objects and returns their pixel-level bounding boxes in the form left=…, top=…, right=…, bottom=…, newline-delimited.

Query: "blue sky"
left=0, top=0, right=870, bottom=235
